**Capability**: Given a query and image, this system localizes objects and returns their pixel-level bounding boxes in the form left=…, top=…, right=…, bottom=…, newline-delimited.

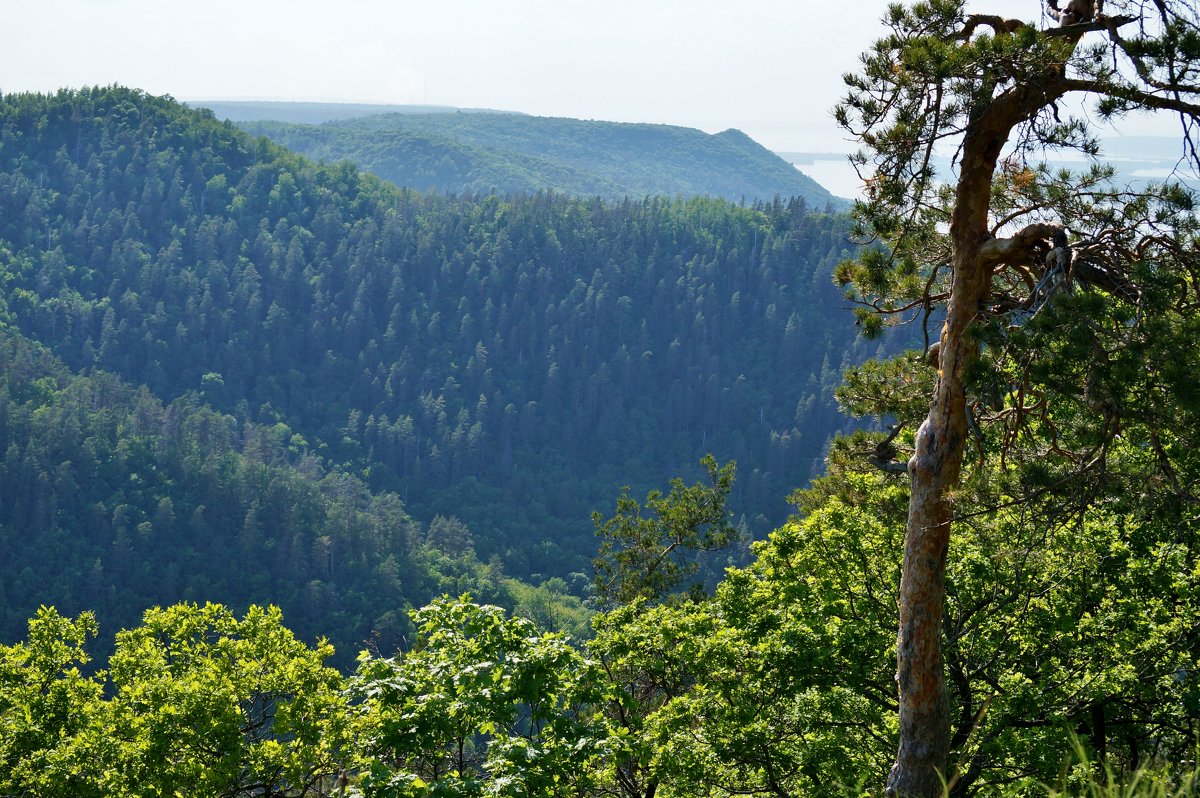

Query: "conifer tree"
left=836, top=3, right=1200, bottom=794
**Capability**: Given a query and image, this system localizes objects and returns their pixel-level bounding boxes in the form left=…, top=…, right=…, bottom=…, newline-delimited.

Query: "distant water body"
left=781, top=136, right=1200, bottom=206
left=780, top=153, right=862, bottom=202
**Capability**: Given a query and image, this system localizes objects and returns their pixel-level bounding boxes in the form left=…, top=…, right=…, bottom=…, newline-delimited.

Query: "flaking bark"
left=887, top=74, right=1069, bottom=798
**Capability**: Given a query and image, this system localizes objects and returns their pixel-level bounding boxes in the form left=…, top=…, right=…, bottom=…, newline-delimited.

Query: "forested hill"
left=0, top=330, right=547, bottom=667
left=227, top=108, right=841, bottom=205
left=0, top=87, right=871, bottom=633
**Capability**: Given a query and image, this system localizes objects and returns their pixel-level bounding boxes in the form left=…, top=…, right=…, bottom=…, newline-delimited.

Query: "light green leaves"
left=352, top=597, right=616, bottom=798
left=0, top=607, right=105, bottom=797
left=0, top=603, right=350, bottom=797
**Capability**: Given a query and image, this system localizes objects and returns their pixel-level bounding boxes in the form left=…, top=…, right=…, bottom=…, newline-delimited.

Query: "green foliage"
left=0, top=86, right=866, bottom=603
left=0, top=603, right=350, bottom=797
left=592, top=456, right=1200, bottom=795
left=592, top=456, right=737, bottom=605
left=28, top=66, right=1200, bottom=794
left=587, top=598, right=725, bottom=798
left=99, top=603, right=352, bottom=797
left=599, top=475, right=902, bottom=798
left=0, top=607, right=104, bottom=797
left=836, top=349, right=934, bottom=421
left=502, top=577, right=593, bottom=642
left=831, top=0, right=1200, bottom=512
left=0, top=328, right=517, bottom=668
left=352, top=597, right=616, bottom=797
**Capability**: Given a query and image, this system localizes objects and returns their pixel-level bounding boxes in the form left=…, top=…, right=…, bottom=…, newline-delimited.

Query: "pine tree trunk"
left=885, top=236, right=983, bottom=798
left=886, top=96, right=1033, bottom=796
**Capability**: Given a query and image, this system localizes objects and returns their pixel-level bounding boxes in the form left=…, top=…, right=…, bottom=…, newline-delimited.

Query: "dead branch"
left=959, top=15, right=1027, bottom=39
left=979, top=223, right=1060, bottom=268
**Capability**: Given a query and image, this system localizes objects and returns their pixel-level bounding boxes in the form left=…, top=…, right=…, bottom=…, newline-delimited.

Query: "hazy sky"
left=1, top=0, right=1176, bottom=153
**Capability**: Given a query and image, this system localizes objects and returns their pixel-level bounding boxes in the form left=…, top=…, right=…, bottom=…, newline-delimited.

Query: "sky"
left=2, top=0, right=1181, bottom=157
left=0, top=0, right=1078, bottom=153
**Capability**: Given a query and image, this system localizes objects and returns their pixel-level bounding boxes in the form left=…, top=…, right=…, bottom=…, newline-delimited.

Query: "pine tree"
left=836, top=3, right=1200, bottom=794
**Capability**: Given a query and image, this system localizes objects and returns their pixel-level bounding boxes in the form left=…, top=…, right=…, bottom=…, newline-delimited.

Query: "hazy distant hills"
left=195, top=101, right=842, bottom=205
left=197, top=100, right=514, bottom=125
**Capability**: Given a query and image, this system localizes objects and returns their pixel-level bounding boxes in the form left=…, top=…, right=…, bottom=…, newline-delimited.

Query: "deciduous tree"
left=0, top=607, right=105, bottom=797
left=352, top=597, right=615, bottom=798
left=101, top=602, right=351, bottom=797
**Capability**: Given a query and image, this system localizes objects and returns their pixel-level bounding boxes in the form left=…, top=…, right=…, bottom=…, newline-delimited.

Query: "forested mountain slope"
left=0, top=330, right=532, bottom=667
left=0, top=86, right=870, bottom=601
left=232, top=109, right=841, bottom=205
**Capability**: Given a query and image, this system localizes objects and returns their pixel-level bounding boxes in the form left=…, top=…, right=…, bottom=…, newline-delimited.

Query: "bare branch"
left=979, top=223, right=1060, bottom=267
left=1060, top=77, right=1200, bottom=117
left=959, top=15, right=1027, bottom=39
left=867, top=424, right=910, bottom=475
left=1043, top=14, right=1139, bottom=37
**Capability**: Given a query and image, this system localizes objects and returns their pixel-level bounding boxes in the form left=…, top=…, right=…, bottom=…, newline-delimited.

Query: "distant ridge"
left=202, top=101, right=844, bottom=205
left=191, top=100, right=519, bottom=125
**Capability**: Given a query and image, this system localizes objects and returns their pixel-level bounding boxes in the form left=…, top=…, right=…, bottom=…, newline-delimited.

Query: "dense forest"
left=233, top=109, right=840, bottom=205
left=0, top=86, right=870, bottom=653
left=0, top=327, right=597, bottom=668
left=8, top=1, right=1200, bottom=789
left=9, top=0, right=1200, bottom=793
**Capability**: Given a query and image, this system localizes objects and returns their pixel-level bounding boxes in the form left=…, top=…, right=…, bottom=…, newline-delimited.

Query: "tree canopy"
left=0, top=86, right=869, bottom=606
